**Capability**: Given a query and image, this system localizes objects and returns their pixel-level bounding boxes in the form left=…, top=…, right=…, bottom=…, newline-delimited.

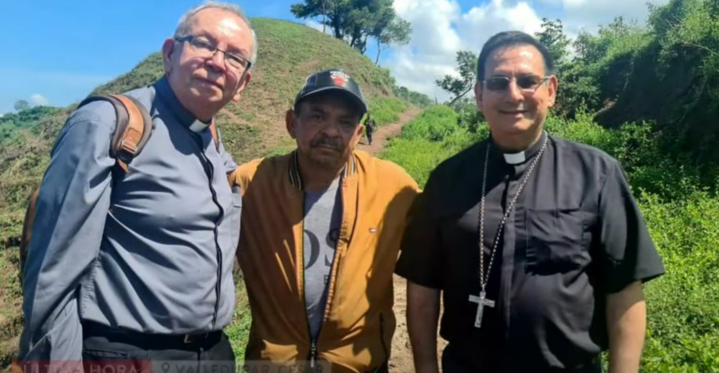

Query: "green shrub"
left=367, top=97, right=406, bottom=127
left=400, top=105, right=460, bottom=142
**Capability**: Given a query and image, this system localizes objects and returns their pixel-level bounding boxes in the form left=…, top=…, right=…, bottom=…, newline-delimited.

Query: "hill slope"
left=0, top=17, right=408, bottom=367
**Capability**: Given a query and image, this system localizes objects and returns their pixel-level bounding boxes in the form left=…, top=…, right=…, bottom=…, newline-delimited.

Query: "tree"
left=14, top=100, right=29, bottom=112
left=435, top=50, right=478, bottom=106
left=374, top=16, right=411, bottom=64
left=291, top=0, right=411, bottom=56
left=534, top=18, right=571, bottom=70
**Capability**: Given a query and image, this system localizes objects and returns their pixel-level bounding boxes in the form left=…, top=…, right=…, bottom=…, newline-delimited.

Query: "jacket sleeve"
left=18, top=101, right=117, bottom=362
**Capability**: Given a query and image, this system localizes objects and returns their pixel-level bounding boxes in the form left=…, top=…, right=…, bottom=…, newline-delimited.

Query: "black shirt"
left=395, top=131, right=665, bottom=373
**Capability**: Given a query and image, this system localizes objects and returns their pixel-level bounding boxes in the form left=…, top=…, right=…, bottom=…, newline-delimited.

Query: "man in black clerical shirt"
left=395, top=31, right=665, bottom=373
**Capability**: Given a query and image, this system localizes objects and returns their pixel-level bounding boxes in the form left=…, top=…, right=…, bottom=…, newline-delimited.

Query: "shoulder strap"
left=209, top=120, right=220, bottom=152
left=77, top=94, right=154, bottom=172
left=19, top=94, right=152, bottom=280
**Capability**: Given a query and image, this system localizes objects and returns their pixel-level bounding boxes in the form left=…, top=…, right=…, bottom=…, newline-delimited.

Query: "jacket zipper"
left=299, top=200, right=318, bottom=368
left=193, top=134, right=224, bottom=328
left=301, top=201, right=345, bottom=370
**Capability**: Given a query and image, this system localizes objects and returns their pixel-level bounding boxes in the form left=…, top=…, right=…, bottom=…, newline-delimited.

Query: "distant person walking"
left=230, top=68, right=420, bottom=373
left=364, top=114, right=376, bottom=145
left=18, top=2, right=256, bottom=371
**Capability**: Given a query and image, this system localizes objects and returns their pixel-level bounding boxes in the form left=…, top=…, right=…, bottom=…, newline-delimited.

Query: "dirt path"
left=357, top=107, right=448, bottom=373
left=356, top=108, right=420, bottom=153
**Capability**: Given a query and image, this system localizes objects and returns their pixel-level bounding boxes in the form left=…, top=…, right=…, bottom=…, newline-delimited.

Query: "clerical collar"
left=490, top=130, right=548, bottom=165
left=154, top=76, right=212, bottom=133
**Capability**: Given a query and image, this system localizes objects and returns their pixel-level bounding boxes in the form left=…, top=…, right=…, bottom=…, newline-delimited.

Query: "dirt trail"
left=357, top=108, right=448, bottom=373
left=355, top=109, right=419, bottom=153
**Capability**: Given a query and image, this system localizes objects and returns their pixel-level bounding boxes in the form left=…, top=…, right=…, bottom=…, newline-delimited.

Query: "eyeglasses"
left=175, top=35, right=252, bottom=72
left=482, top=75, right=549, bottom=92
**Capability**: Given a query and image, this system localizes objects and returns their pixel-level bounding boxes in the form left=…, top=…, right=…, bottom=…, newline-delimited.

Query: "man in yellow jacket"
left=230, top=68, right=420, bottom=373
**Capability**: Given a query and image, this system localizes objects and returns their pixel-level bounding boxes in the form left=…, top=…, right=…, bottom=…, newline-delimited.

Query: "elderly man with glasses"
left=17, top=1, right=255, bottom=371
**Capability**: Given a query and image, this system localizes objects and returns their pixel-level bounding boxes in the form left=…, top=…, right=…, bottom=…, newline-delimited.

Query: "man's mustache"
left=310, top=137, right=344, bottom=151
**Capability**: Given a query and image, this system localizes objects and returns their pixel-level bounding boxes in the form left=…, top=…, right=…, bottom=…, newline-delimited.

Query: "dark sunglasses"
left=483, top=75, right=549, bottom=92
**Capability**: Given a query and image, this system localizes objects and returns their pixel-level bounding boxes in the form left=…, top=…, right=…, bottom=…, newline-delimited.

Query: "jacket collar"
left=288, top=150, right=357, bottom=190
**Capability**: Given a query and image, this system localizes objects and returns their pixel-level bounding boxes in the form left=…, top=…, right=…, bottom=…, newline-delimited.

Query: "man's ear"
left=474, top=81, right=483, bottom=112
left=233, top=71, right=253, bottom=102
left=286, top=109, right=297, bottom=139
left=161, top=38, right=177, bottom=75
left=546, top=75, right=558, bottom=108
left=351, top=123, right=365, bottom=148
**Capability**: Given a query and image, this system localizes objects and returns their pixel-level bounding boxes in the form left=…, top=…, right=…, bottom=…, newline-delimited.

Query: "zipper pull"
left=310, top=341, right=318, bottom=369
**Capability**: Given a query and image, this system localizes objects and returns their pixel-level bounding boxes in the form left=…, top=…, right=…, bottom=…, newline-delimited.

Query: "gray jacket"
left=18, top=76, right=242, bottom=361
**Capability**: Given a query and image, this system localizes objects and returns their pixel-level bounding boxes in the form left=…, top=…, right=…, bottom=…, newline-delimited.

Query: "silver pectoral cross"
left=468, top=291, right=495, bottom=328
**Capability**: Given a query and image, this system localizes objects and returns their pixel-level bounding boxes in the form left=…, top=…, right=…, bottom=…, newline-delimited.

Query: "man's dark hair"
left=476, top=31, right=555, bottom=81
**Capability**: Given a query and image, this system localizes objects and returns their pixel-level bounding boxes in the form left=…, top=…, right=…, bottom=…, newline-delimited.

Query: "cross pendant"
left=468, top=291, right=495, bottom=328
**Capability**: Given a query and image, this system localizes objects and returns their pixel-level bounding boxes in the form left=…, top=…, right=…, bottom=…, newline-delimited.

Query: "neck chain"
left=478, top=134, right=548, bottom=294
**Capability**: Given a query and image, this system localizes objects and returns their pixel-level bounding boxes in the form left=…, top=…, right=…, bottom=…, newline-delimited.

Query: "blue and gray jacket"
left=18, top=76, right=242, bottom=361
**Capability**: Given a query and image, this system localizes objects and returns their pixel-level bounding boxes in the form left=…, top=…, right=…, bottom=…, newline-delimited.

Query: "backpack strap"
left=77, top=94, right=154, bottom=172
left=18, top=94, right=153, bottom=281
left=209, top=119, right=220, bottom=152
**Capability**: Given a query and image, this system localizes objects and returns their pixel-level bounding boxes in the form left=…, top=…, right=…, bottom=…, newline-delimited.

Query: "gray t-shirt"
left=303, top=177, right=343, bottom=340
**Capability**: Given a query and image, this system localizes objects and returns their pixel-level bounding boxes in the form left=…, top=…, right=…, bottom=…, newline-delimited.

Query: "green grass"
left=367, top=96, right=407, bottom=127
left=378, top=105, right=719, bottom=372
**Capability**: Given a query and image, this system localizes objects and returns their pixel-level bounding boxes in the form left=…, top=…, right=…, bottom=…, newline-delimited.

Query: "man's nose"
left=319, top=121, right=342, bottom=136
left=506, top=80, right=524, bottom=101
left=206, top=51, right=228, bottom=72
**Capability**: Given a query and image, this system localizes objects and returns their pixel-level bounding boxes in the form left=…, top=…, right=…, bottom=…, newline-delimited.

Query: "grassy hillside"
left=0, top=17, right=412, bottom=368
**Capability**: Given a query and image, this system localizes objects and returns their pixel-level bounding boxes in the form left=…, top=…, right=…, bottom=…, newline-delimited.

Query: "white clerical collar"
left=189, top=120, right=210, bottom=133
left=503, top=151, right=526, bottom=165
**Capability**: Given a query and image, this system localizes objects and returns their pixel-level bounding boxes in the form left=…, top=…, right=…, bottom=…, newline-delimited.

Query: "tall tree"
left=374, top=16, right=411, bottom=64
left=534, top=18, right=571, bottom=70
left=435, top=50, right=478, bottom=107
left=14, top=100, right=29, bottom=112
left=291, top=0, right=411, bottom=56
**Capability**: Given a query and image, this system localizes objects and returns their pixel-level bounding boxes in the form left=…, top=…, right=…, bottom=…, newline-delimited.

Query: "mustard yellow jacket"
left=231, top=149, right=420, bottom=373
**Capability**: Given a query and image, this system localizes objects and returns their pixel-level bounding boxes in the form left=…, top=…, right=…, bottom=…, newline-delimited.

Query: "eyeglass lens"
left=485, top=76, right=545, bottom=91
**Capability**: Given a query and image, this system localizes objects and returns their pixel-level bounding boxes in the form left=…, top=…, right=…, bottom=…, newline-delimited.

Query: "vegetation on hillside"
left=380, top=0, right=719, bottom=370
left=290, top=0, right=411, bottom=64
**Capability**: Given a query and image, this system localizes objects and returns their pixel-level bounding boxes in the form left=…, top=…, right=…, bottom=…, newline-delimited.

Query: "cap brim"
left=295, top=87, right=368, bottom=115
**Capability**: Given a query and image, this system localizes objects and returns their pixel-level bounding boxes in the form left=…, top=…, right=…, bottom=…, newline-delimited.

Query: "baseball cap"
left=294, top=68, right=369, bottom=116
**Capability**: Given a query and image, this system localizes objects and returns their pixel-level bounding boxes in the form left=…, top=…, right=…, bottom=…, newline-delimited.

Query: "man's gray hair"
left=173, top=0, right=258, bottom=66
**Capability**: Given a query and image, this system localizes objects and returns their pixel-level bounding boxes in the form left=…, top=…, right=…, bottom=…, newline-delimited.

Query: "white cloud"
left=304, top=20, right=334, bottom=35
left=383, top=0, right=669, bottom=102
left=543, top=0, right=670, bottom=35
left=29, top=94, right=49, bottom=107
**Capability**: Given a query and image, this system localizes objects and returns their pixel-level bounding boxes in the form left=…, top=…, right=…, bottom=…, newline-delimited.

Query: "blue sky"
left=2, top=0, right=655, bottom=114
left=0, top=0, right=479, bottom=114
left=0, top=1, right=290, bottom=113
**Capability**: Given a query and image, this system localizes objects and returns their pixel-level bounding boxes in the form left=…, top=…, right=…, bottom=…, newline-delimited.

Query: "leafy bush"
left=367, top=96, right=406, bottom=126
left=399, top=105, right=461, bottom=142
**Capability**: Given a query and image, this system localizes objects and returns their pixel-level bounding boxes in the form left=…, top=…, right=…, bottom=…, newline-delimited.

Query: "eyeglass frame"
left=174, top=35, right=253, bottom=76
left=480, top=75, right=552, bottom=93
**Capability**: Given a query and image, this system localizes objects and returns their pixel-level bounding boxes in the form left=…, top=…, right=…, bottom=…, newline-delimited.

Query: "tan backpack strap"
left=19, top=94, right=152, bottom=283
left=19, top=188, right=40, bottom=281
left=209, top=119, right=220, bottom=152
left=109, top=94, right=153, bottom=172
left=78, top=94, right=153, bottom=172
